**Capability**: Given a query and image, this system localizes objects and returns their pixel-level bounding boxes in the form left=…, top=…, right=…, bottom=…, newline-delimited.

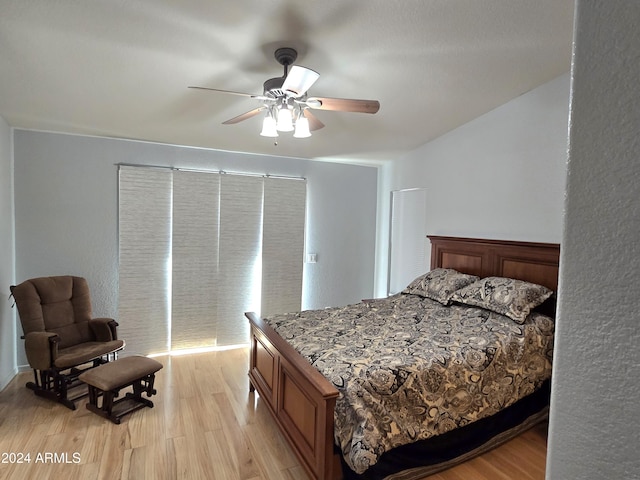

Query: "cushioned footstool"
left=78, top=355, right=162, bottom=424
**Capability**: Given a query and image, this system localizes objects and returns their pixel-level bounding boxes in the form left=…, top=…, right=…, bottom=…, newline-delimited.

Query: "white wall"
left=12, top=131, right=378, bottom=366
left=375, top=74, right=570, bottom=296
left=0, top=116, right=16, bottom=390
left=547, top=1, right=640, bottom=478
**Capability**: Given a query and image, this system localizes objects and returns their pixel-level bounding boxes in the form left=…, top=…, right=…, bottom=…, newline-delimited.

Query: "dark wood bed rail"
left=246, top=311, right=342, bottom=480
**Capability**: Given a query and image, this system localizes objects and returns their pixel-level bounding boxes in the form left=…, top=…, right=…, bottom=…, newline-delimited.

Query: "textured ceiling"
left=0, top=0, right=575, bottom=163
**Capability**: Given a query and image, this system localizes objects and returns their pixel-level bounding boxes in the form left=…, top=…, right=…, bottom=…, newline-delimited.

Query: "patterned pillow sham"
left=451, top=276, right=553, bottom=324
left=402, top=268, right=480, bottom=305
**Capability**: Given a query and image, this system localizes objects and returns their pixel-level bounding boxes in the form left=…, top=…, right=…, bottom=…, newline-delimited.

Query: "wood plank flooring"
left=0, top=347, right=547, bottom=480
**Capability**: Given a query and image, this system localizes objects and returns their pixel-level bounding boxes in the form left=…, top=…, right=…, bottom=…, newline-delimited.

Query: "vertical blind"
left=118, top=167, right=172, bottom=354
left=216, top=175, right=264, bottom=346
left=261, top=177, right=306, bottom=317
left=118, top=166, right=306, bottom=356
left=171, top=171, right=220, bottom=350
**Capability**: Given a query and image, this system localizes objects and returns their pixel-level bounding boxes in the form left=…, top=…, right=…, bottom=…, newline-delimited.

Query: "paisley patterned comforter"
left=264, top=293, right=554, bottom=475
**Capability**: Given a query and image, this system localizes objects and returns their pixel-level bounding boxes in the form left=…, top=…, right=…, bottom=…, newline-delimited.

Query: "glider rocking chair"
left=11, top=276, right=125, bottom=410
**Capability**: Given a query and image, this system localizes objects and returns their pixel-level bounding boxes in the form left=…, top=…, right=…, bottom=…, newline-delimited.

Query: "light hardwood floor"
left=0, top=347, right=547, bottom=480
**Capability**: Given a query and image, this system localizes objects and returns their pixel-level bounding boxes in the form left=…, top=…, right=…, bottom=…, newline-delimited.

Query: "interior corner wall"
left=547, top=2, right=640, bottom=479
left=0, top=115, right=16, bottom=390
left=375, top=74, right=570, bottom=296
left=13, top=131, right=378, bottom=365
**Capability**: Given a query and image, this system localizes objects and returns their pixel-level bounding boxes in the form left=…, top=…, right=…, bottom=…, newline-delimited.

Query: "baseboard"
left=0, top=367, right=19, bottom=392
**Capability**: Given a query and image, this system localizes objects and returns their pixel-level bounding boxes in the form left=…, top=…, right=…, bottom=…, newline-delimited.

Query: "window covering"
left=171, top=170, right=220, bottom=350
left=118, top=166, right=172, bottom=355
left=118, top=166, right=305, bottom=355
left=261, top=177, right=306, bottom=317
left=216, top=174, right=264, bottom=346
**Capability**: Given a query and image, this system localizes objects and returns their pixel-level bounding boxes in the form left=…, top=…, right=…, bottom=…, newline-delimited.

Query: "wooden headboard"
left=429, top=236, right=561, bottom=292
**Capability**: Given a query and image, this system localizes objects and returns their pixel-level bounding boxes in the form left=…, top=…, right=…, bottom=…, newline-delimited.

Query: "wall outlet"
left=306, top=253, right=318, bottom=263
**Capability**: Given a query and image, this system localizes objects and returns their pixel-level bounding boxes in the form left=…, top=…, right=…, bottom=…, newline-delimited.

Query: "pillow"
left=451, top=276, right=553, bottom=324
left=403, top=268, right=480, bottom=305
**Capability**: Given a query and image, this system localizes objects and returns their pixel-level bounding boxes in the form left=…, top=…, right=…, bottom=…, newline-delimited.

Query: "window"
left=118, top=166, right=306, bottom=356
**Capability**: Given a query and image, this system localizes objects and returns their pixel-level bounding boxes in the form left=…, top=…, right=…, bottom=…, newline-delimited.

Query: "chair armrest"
left=89, top=318, right=119, bottom=342
left=24, top=332, right=59, bottom=370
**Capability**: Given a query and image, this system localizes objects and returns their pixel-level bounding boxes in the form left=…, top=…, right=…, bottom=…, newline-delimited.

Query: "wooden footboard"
left=246, top=312, right=342, bottom=480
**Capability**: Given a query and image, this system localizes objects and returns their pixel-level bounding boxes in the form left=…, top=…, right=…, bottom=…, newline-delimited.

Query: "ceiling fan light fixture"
left=191, top=46, right=380, bottom=141
left=293, top=116, right=311, bottom=138
left=260, top=113, right=278, bottom=137
left=276, top=106, right=294, bottom=132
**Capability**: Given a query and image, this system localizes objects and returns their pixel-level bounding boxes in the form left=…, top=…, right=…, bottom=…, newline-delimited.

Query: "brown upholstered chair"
left=11, top=276, right=125, bottom=410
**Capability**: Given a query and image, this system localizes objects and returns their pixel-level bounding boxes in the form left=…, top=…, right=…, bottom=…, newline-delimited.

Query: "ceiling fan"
left=189, top=47, right=380, bottom=138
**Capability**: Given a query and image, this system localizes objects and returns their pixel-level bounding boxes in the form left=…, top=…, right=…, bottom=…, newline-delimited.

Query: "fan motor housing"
left=263, top=77, right=286, bottom=98
left=263, top=47, right=299, bottom=98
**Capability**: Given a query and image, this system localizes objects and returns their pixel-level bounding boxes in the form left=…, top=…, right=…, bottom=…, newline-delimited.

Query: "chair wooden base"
left=79, top=356, right=163, bottom=424
left=25, top=358, right=114, bottom=410
left=26, top=378, right=83, bottom=410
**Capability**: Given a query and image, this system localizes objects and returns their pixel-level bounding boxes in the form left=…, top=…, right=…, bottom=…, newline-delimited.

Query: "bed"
left=246, top=236, right=560, bottom=480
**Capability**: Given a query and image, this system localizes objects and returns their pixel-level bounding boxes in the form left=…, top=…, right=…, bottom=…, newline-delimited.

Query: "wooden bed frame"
left=246, top=236, right=560, bottom=480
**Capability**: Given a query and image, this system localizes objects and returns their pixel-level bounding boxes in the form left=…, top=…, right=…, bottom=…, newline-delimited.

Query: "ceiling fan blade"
left=306, top=97, right=380, bottom=114
left=188, top=86, right=269, bottom=101
left=282, top=66, right=320, bottom=97
left=222, top=106, right=267, bottom=125
left=189, top=86, right=254, bottom=97
left=303, top=109, right=324, bottom=131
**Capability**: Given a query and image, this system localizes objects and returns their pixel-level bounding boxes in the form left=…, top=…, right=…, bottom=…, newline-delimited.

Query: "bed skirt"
left=342, top=380, right=550, bottom=480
